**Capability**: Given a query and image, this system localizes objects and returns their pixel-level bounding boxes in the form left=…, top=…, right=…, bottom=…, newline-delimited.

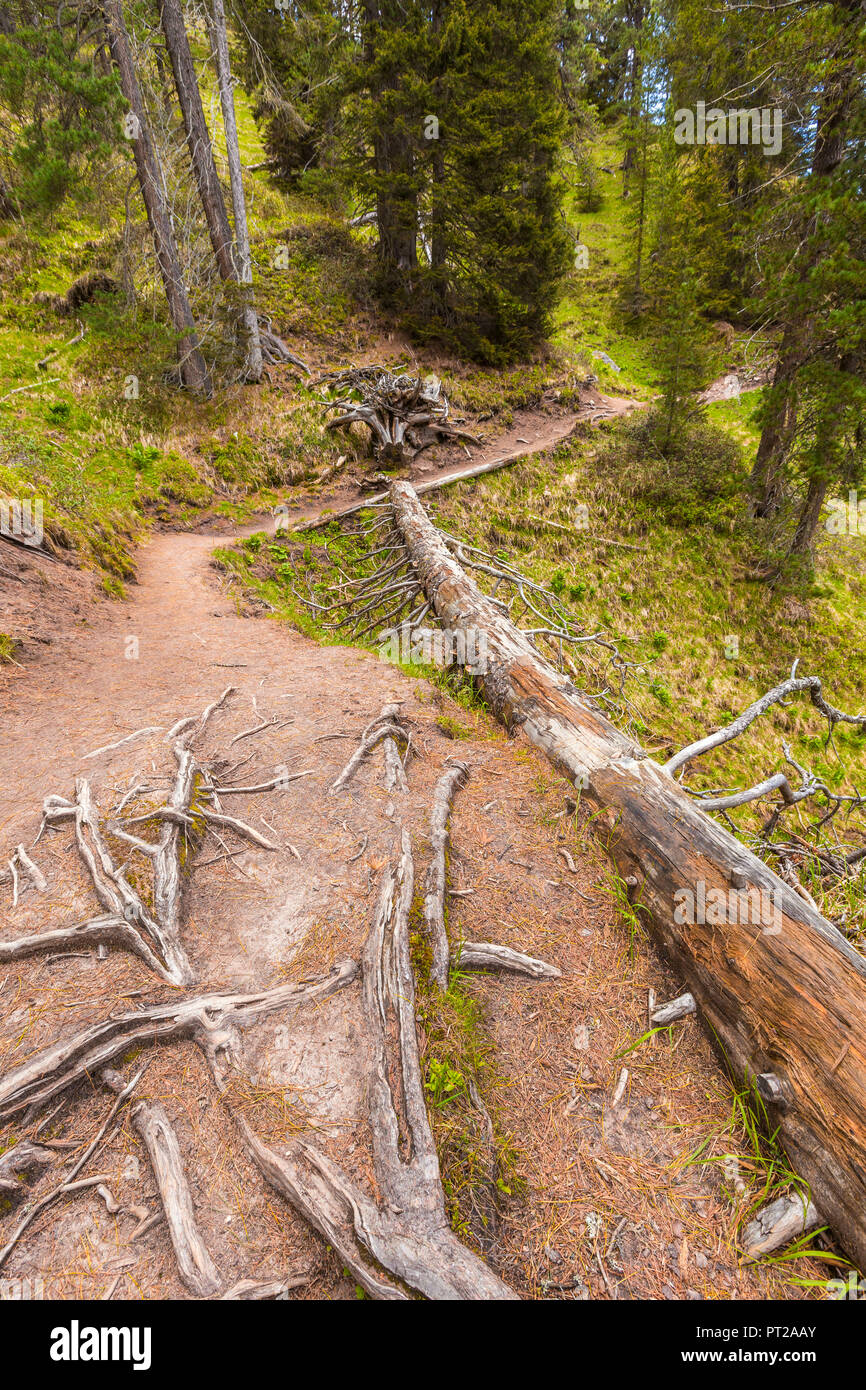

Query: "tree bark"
left=388, top=477, right=866, bottom=1274
left=751, top=0, right=860, bottom=520
left=362, top=0, right=418, bottom=287
left=789, top=473, right=828, bottom=558
left=207, top=0, right=263, bottom=382
left=103, top=0, right=212, bottom=397
left=159, top=0, right=234, bottom=279
left=749, top=344, right=798, bottom=518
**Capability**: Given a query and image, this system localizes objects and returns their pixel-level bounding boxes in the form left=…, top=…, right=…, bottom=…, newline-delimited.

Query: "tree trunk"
left=749, top=329, right=799, bottom=518
left=207, top=0, right=263, bottom=382
left=790, top=474, right=828, bottom=558
left=751, top=3, right=859, bottom=518
left=621, top=1, right=644, bottom=199
left=362, top=0, right=418, bottom=288
left=388, top=477, right=866, bottom=1275
left=159, top=0, right=234, bottom=279
left=103, top=0, right=212, bottom=397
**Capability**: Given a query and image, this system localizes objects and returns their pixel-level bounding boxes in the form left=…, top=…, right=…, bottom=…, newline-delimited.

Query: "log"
left=388, top=478, right=866, bottom=1272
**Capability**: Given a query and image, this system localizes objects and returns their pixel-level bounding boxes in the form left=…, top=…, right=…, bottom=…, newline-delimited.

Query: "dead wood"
left=425, top=762, right=468, bottom=989
left=454, top=942, right=561, bottom=980
left=316, top=366, right=475, bottom=464
left=650, top=993, right=696, bottom=1026
left=0, top=963, right=357, bottom=1122
left=386, top=477, right=866, bottom=1273
left=740, top=1192, right=821, bottom=1262
left=103, top=1068, right=220, bottom=1297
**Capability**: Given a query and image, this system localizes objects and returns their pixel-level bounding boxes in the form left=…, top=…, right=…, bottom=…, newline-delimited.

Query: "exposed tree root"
left=425, top=761, right=469, bottom=989
left=329, top=704, right=409, bottom=794
left=0, top=1065, right=145, bottom=1271
left=103, top=1068, right=220, bottom=1297
left=0, top=964, right=357, bottom=1121
left=0, top=690, right=303, bottom=983
left=315, top=366, right=477, bottom=464
left=257, top=317, right=310, bottom=375
left=0, top=1140, right=55, bottom=1207
left=423, top=763, right=560, bottom=986
left=195, top=833, right=518, bottom=1299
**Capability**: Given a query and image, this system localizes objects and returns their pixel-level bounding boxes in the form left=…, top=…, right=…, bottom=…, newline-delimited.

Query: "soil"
left=0, top=398, right=823, bottom=1302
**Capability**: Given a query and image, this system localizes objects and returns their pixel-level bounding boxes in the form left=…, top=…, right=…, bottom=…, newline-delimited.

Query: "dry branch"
left=454, top=942, right=561, bottom=980
left=740, top=1192, right=821, bottom=1262
left=650, top=992, right=696, bottom=1026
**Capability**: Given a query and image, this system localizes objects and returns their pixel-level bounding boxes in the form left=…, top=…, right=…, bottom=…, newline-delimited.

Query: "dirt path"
left=0, top=402, right=815, bottom=1302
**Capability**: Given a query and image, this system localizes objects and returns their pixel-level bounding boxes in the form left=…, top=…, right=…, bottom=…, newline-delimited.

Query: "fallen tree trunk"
left=388, top=478, right=866, bottom=1273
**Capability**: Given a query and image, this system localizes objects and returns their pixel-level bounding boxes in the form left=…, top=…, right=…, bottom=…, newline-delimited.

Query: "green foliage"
left=0, top=4, right=121, bottom=216
left=425, top=1058, right=467, bottom=1107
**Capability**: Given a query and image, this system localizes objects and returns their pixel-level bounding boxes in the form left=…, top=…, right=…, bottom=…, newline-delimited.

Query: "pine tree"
left=416, top=0, right=572, bottom=360
left=746, top=0, right=866, bottom=562
left=647, top=139, right=715, bottom=454
left=0, top=1, right=121, bottom=216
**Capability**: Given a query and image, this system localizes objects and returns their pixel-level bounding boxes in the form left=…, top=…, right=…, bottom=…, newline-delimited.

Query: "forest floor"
left=0, top=404, right=831, bottom=1301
